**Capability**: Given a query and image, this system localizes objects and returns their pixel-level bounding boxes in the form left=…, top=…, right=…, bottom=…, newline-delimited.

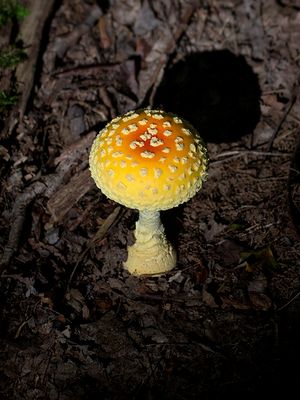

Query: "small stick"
left=67, top=206, right=123, bottom=288
left=256, top=92, right=297, bottom=177
left=266, top=94, right=297, bottom=153
left=277, top=290, right=300, bottom=312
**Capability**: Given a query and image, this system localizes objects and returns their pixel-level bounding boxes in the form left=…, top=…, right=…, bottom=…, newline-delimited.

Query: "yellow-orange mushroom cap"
left=89, top=109, right=208, bottom=211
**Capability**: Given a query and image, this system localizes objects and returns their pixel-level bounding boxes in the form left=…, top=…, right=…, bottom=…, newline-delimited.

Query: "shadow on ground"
left=153, top=50, right=261, bottom=143
left=289, top=135, right=300, bottom=234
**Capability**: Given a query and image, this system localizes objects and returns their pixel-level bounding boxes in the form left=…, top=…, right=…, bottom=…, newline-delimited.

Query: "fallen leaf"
left=248, top=292, right=272, bottom=311
left=240, top=246, right=278, bottom=272
left=66, top=288, right=85, bottom=313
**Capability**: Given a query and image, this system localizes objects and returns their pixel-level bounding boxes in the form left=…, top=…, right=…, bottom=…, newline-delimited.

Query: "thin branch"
left=67, top=206, right=123, bottom=289
left=266, top=94, right=297, bottom=153
left=277, top=290, right=300, bottom=312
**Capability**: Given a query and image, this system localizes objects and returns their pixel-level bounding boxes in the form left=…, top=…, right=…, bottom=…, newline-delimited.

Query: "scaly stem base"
left=124, top=210, right=176, bottom=275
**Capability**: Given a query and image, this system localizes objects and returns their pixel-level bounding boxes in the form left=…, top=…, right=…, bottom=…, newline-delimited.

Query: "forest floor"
left=1, top=0, right=300, bottom=399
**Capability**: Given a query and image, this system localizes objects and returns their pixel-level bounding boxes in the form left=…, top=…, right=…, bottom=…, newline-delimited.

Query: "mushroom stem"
left=124, top=210, right=176, bottom=275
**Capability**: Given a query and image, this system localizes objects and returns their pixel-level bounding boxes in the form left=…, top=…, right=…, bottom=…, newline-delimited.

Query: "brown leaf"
left=66, top=288, right=85, bottom=313
left=249, top=292, right=272, bottom=311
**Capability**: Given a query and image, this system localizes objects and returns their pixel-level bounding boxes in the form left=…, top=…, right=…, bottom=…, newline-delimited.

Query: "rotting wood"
left=3, top=0, right=56, bottom=138
left=0, top=181, right=45, bottom=274
left=0, top=132, right=95, bottom=275
left=47, top=168, right=94, bottom=223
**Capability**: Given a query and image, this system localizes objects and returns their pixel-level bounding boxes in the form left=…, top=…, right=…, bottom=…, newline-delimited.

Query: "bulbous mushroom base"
left=125, top=237, right=176, bottom=275
left=124, top=211, right=177, bottom=276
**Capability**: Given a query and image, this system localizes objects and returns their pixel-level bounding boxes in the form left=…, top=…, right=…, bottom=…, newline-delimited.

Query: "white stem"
left=124, top=210, right=176, bottom=275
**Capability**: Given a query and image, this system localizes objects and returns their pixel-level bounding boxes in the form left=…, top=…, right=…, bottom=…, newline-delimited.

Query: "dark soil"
left=1, top=1, right=300, bottom=399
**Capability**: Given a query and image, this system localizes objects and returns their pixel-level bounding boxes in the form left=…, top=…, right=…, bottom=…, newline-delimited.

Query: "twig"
left=53, top=63, right=121, bottom=78
left=67, top=206, right=123, bottom=289
left=256, top=90, right=297, bottom=177
left=213, top=150, right=290, bottom=159
left=277, top=290, right=300, bottom=312
left=14, top=317, right=33, bottom=339
left=209, top=149, right=290, bottom=166
left=266, top=94, right=297, bottom=153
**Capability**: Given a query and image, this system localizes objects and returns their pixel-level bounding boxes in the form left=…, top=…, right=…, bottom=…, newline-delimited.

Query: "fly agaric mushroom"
left=89, top=109, right=208, bottom=275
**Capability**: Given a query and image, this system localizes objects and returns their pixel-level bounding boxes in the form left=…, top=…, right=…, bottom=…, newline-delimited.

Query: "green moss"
left=0, top=89, right=18, bottom=114
left=0, top=1, right=29, bottom=120
left=0, top=0, right=29, bottom=27
left=0, top=45, right=27, bottom=68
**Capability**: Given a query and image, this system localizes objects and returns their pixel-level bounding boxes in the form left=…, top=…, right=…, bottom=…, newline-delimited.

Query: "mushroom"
left=89, top=109, right=208, bottom=275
